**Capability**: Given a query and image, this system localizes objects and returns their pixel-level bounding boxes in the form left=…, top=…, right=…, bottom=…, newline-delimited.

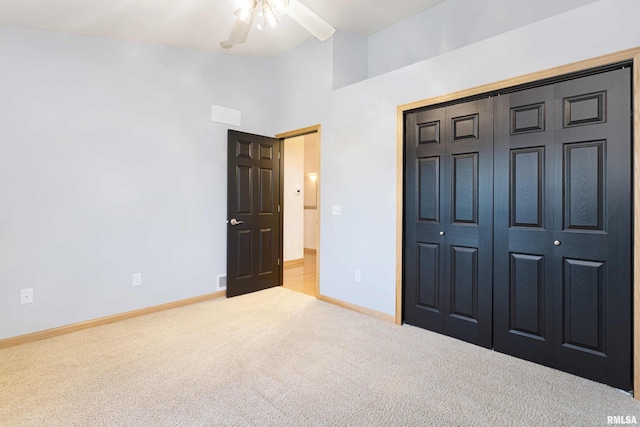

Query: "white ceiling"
left=0, top=0, right=445, bottom=56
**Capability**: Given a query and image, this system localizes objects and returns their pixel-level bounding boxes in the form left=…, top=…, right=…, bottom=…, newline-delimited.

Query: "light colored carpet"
left=1, top=287, right=639, bottom=426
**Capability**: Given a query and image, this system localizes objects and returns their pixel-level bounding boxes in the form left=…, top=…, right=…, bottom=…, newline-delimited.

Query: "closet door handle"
left=553, top=240, right=561, bottom=246
left=439, top=231, right=445, bottom=236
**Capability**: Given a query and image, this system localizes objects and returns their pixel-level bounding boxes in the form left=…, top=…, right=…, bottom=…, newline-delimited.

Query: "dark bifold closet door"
left=493, top=68, right=632, bottom=390
left=404, top=98, right=494, bottom=349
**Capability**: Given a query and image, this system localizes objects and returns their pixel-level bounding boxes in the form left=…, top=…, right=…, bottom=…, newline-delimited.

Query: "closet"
left=403, top=66, right=632, bottom=391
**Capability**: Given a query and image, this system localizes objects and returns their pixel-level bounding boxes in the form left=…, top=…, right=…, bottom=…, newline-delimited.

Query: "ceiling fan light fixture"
left=229, top=0, right=292, bottom=32
left=270, top=0, right=289, bottom=15
left=252, top=0, right=285, bottom=30
left=221, top=0, right=333, bottom=49
left=264, top=9, right=278, bottom=28
left=236, top=8, right=253, bottom=23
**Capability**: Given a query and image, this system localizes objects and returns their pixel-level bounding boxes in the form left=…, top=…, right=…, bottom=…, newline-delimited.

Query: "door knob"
left=439, top=231, right=445, bottom=236
left=229, top=218, right=244, bottom=226
left=554, top=240, right=561, bottom=246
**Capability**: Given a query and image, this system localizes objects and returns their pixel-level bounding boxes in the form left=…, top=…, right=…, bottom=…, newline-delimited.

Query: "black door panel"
left=227, top=130, right=281, bottom=297
left=494, top=68, right=631, bottom=390
left=494, top=84, right=557, bottom=367
left=405, top=98, right=493, bottom=348
left=552, top=70, right=631, bottom=390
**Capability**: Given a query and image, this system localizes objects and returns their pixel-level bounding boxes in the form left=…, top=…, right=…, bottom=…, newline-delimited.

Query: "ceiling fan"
left=221, top=0, right=336, bottom=49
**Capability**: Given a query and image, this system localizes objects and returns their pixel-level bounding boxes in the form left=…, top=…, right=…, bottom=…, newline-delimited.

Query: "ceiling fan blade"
left=286, top=0, right=335, bottom=42
left=220, top=15, right=252, bottom=49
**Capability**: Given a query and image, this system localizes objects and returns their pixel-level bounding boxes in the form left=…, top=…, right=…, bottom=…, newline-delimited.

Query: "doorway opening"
left=278, top=127, right=320, bottom=297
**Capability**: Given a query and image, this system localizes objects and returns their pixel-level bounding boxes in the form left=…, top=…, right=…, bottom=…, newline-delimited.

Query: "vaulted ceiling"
left=0, top=0, right=445, bottom=56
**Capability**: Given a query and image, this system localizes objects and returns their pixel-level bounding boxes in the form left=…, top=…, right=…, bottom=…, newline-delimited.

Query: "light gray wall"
left=2, top=0, right=639, bottom=339
left=274, top=36, right=333, bottom=132
left=0, top=27, right=276, bottom=339
left=368, top=0, right=601, bottom=77
left=332, top=30, right=368, bottom=90
left=274, top=0, right=640, bottom=315
left=283, top=136, right=304, bottom=261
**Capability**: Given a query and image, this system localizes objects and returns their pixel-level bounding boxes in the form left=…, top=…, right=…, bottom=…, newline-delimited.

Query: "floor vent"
left=216, top=274, right=227, bottom=291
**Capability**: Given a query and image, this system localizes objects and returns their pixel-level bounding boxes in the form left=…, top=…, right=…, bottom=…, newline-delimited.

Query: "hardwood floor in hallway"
left=283, top=252, right=316, bottom=296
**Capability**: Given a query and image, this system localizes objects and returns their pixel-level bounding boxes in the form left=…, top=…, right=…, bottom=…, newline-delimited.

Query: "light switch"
left=332, top=205, right=341, bottom=216
left=132, top=273, right=142, bottom=286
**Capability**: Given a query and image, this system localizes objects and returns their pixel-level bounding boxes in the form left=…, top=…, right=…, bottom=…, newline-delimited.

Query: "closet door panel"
left=404, top=108, right=447, bottom=333
left=416, top=242, right=440, bottom=311
left=509, top=253, right=546, bottom=339
left=450, top=245, right=478, bottom=321
left=451, top=153, right=478, bottom=225
left=552, top=68, right=631, bottom=391
left=561, top=258, right=606, bottom=354
left=443, top=98, right=493, bottom=348
left=511, top=147, right=544, bottom=228
left=493, top=85, right=556, bottom=366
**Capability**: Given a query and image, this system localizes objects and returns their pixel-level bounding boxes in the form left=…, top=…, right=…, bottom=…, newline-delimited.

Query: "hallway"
left=283, top=251, right=316, bottom=296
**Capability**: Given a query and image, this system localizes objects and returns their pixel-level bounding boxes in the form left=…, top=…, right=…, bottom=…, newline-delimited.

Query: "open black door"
left=227, top=130, right=281, bottom=297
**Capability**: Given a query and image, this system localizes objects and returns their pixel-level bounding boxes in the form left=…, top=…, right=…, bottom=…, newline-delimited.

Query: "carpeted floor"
left=1, top=287, right=640, bottom=426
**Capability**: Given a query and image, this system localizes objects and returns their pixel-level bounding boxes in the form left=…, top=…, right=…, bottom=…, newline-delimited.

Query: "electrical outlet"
left=355, top=270, right=361, bottom=283
left=132, top=273, right=142, bottom=286
left=332, top=204, right=341, bottom=216
left=20, top=288, right=34, bottom=304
